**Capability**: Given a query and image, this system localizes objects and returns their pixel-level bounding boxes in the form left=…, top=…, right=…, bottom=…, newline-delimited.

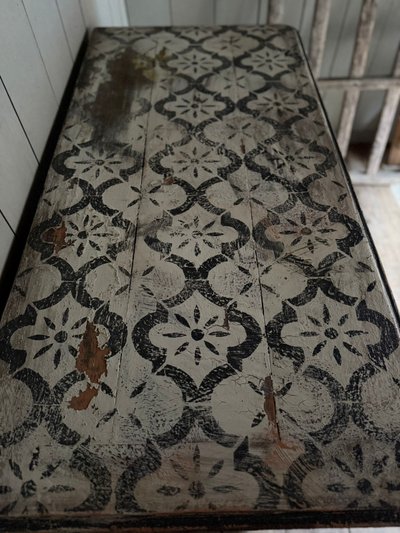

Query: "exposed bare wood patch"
left=69, top=384, right=98, bottom=411
left=42, top=220, right=69, bottom=254
left=76, top=322, right=110, bottom=384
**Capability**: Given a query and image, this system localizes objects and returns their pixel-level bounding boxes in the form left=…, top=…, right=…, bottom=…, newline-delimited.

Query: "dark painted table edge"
left=295, top=28, right=400, bottom=329
left=0, top=508, right=399, bottom=532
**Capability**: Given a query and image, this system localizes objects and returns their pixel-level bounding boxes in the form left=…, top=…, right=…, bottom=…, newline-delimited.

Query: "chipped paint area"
left=0, top=25, right=400, bottom=528
left=75, top=322, right=109, bottom=384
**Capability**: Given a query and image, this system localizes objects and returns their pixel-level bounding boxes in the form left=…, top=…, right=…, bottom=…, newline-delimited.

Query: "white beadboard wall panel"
left=0, top=0, right=129, bottom=282
left=127, top=0, right=171, bottom=26
left=281, top=0, right=305, bottom=30
left=23, top=0, right=73, bottom=103
left=81, top=0, right=128, bottom=28
left=171, top=0, right=215, bottom=25
left=299, top=0, right=316, bottom=54
left=216, top=0, right=259, bottom=25
left=0, top=0, right=58, bottom=159
left=259, top=0, right=269, bottom=23
left=56, top=0, right=86, bottom=59
left=0, top=81, right=38, bottom=231
left=0, top=215, right=14, bottom=275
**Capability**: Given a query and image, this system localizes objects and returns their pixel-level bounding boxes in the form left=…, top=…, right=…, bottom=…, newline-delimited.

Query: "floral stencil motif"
left=157, top=445, right=237, bottom=509
left=285, top=302, right=369, bottom=365
left=0, top=448, right=79, bottom=515
left=65, top=214, right=118, bottom=258
left=300, top=441, right=400, bottom=509
left=168, top=216, right=224, bottom=257
left=167, top=49, right=226, bottom=78
left=159, top=305, right=231, bottom=365
left=248, top=89, right=300, bottom=120
left=158, top=87, right=234, bottom=126
left=52, top=140, right=142, bottom=183
left=134, top=443, right=258, bottom=512
left=27, top=309, right=87, bottom=368
left=240, top=47, right=296, bottom=75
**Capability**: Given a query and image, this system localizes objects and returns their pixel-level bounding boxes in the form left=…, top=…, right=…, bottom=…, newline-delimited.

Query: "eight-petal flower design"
left=302, top=442, right=400, bottom=509
left=163, top=88, right=231, bottom=124
left=168, top=49, right=223, bottom=77
left=0, top=447, right=81, bottom=515
left=160, top=304, right=231, bottom=365
left=242, top=47, right=294, bottom=74
left=165, top=216, right=225, bottom=257
left=135, top=443, right=257, bottom=512
left=293, top=303, right=368, bottom=365
left=27, top=309, right=87, bottom=368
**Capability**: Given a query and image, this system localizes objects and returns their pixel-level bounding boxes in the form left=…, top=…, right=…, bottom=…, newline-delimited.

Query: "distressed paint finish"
left=0, top=25, right=400, bottom=530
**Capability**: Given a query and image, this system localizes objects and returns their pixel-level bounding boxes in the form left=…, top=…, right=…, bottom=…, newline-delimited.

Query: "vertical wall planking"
left=127, top=0, right=171, bottom=26
left=0, top=0, right=58, bottom=159
left=23, top=0, right=73, bottom=104
left=0, top=214, right=14, bottom=275
left=0, top=81, right=38, bottom=231
left=216, top=0, right=260, bottom=25
left=56, top=0, right=86, bottom=59
left=170, top=0, right=215, bottom=25
left=259, top=0, right=269, bottom=24
left=80, top=0, right=128, bottom=28
left=281, top=0, right=304, bottom=29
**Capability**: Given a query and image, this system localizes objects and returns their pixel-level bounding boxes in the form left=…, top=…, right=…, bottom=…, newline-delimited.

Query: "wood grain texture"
left=366, top=48, right=400, bottom=175
left=309, top=0, right=331, bottom=77
left=337, top=0, right=378, bottom=155
left=388, top=117, right=400, bottom=165
left=0, top=25, right=400, bottom=531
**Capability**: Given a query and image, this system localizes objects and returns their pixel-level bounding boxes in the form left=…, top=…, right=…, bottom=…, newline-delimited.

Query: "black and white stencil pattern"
left=0, top=25, right=400, bottom=525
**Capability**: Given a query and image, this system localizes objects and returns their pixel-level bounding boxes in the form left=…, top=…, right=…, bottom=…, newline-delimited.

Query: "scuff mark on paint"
left=76, top=322, right=110, bottom=384
left=264, top=376, right=298, bottom=451
left=69, top=384, right=98, bottom=411
left=264, top=375, right=280, bottom=440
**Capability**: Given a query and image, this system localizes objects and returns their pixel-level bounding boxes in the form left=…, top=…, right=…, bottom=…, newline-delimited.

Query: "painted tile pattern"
left=1, top=25, right=400, bottom=526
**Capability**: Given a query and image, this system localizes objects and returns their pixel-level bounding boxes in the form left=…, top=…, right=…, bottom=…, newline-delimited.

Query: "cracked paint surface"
left=0, top=25, right=400, bottom=529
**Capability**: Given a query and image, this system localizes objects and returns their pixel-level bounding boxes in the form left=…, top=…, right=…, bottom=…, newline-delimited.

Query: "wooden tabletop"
left=1, top=25, right=400, bottom=531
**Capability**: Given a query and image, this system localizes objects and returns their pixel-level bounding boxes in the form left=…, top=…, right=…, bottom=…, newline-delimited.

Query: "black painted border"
left=0, top=507, right=400, bottom=532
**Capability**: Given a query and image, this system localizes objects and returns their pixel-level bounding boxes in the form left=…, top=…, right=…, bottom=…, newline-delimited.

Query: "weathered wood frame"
left=269, top=0, right=400, bottom=176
